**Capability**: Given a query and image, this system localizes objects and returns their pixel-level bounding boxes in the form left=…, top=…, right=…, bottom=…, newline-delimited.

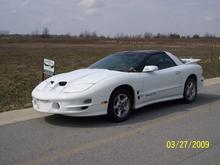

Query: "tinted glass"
left=146, top=53, right=176, bottom=69
left=89, top=52, right=149, bottom=72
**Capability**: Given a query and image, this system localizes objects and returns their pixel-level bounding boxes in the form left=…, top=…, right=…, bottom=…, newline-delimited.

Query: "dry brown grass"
left=0, top=38, right=220, bottom=112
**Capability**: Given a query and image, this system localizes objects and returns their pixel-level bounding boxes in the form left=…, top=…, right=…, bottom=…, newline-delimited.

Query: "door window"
left=146, top=53, right=176, bottom=70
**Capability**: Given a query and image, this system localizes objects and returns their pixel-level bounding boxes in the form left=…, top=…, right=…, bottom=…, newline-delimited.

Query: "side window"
left=147, top=53, right=176, bottom=70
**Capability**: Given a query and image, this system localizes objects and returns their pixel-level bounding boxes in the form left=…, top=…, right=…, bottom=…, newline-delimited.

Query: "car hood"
left=34, top=68, right=123, bottom=93
left=49, top=68, right=120, bottom=84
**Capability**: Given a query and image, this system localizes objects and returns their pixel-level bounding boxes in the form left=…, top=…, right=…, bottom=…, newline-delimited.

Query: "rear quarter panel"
left=179, top=63, right=203, bottom=92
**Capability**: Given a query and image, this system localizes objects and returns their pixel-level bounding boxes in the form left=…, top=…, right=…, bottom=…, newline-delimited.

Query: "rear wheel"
left=108, top=89, right=132, bottom=122
left=183, top=77, right=197, bottom=103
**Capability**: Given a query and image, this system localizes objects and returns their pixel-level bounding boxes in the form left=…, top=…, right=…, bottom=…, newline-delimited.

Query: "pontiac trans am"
left=32, top=50, right=203, bottom=122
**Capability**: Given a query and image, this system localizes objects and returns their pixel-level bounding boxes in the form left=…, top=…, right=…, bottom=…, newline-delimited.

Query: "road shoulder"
left=0, top=108, right=48, bottom=126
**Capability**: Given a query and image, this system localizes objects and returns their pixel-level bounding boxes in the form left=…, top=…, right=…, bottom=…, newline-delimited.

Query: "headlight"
left=63, top=83, right=94, bottom=93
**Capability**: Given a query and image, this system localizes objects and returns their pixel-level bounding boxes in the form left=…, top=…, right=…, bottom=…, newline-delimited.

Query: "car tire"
left=183, top=77, right=197, bottom=103
left=108, top=89, right=132, bottom=122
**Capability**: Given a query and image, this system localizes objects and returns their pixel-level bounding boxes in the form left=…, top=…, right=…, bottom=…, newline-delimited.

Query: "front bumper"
left=32, top=88, right=109, bottom=117
left=32, top=98, right=107, bottom=116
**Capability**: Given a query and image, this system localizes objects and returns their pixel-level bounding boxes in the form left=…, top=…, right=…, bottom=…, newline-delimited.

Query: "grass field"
left=0, top=38, right=220, bottom=112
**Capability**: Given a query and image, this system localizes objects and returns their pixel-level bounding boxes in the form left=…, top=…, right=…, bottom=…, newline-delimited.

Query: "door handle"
left=175, top=71, right=181, bottom=75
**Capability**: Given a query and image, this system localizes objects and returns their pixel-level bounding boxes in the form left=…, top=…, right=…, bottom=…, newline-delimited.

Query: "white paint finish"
left=142, top=65, right=159, bottom=72
left=0, top=77, right=219, bottom=126
left=142, top=65, right=184, bottom=103
left=32, top=52, right=205, bottom=117
left=181, top=58, right=201, bottom=64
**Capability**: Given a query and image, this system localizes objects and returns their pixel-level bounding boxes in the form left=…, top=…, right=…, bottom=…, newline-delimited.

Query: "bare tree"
left=31, top=30, right=39, bottom=37
left=41, top=27, right=50, bottom=38
left=192, top=34, right=200, bottom=39
left=144, top=32, right=153, bottom=39
left=204, top=33, right=216, bottom=38
left=0, top=30, right=10, bottom=36
left=169, top=33, right=180, bottom=39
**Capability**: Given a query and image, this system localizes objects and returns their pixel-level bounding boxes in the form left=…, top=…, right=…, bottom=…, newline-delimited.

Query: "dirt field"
left=0, top=38, right=220, bottom=112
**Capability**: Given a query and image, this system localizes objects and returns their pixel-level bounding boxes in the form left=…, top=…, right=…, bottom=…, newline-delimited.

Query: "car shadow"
left=44, top=93, right=220, bottom=128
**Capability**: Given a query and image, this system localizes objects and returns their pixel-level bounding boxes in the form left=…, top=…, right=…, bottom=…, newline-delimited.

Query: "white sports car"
left=32, top=50, right=203, bottom=122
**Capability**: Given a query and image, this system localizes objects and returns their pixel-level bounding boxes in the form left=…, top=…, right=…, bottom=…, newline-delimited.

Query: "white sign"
left=43, top=58, right=55, bottom=76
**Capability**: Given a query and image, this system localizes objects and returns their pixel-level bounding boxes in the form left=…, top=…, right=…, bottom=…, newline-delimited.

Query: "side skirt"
left=134, top=95, right=183, bottom=109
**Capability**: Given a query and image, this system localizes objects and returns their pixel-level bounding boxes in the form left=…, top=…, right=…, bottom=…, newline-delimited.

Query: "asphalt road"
left=0, top=84, right=220, bottom=165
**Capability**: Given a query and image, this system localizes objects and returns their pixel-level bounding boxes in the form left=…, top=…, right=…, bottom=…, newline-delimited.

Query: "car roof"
left=118, top=50, right=165, bottom=55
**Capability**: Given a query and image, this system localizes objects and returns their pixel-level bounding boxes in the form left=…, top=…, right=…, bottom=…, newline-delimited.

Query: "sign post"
left=42, top=58, right=55, bottom=80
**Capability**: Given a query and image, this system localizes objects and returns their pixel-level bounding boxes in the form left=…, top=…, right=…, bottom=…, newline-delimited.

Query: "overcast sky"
left=1, top=0, right=220, bottom=36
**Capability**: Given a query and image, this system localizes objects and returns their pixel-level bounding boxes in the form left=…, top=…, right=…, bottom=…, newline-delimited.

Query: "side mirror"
left=142, top=65, right=159, bottom=72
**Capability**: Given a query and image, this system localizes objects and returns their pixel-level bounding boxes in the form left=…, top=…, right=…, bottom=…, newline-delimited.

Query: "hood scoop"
left=58, top=81, right=67, bottom=86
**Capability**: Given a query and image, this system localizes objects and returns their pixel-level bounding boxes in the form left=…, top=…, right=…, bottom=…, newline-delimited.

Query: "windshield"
left=89, top=52, right=149, bottom=72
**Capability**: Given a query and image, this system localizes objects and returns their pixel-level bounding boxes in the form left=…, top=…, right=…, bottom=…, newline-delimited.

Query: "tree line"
left=0, top=27, right=217, bottom=39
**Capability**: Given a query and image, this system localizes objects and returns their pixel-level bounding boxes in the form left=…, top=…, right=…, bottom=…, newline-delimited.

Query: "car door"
left=142, top=53, right=183, bottom=103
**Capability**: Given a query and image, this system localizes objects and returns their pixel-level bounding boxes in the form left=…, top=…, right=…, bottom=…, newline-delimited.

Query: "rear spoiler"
left=181, top=58, right=201, bottom=64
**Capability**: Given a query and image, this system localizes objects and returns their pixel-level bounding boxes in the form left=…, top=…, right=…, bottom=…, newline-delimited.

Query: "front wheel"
left=108, top=89, right=132, bottom=122
left=183, top=78, right=197, bottom=103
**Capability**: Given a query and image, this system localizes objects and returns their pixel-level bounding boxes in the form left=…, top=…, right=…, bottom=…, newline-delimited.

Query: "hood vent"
left=59, top=81, right=67, bottom=86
